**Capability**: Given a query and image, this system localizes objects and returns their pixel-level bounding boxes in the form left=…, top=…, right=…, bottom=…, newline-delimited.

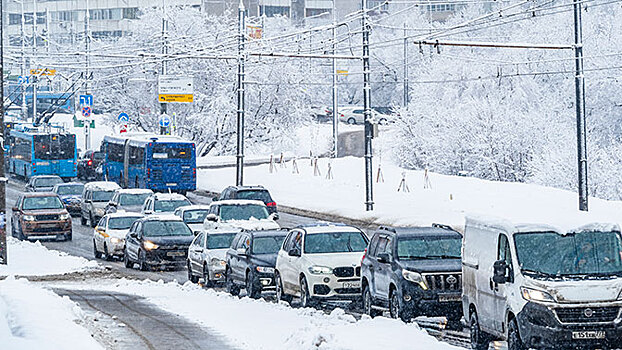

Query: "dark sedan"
left=52, top=182, right=84, bottom=215
left=225, top=228, right=289, bottom=298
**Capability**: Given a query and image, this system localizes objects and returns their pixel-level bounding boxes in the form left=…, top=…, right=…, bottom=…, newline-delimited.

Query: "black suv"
left=225, top=228, right=289, bottom=298
left=78, top=150, right=104, bottom=180
left=215, top=185, right=277, bottom=214
left=361, top=225, right=463, bottom=326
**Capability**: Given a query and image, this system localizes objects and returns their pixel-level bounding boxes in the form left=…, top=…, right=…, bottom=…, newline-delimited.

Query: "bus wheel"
left=135, top=177, right=139, bottom=188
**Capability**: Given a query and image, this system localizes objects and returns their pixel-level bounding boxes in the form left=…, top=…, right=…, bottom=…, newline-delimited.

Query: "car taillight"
left=87, top=160, right=92, bottom=166
left=266, top=202, right=276, bottom=207
left=193, top=168, right=196, bottom=177
left=361, top=248, right=367, bottom=265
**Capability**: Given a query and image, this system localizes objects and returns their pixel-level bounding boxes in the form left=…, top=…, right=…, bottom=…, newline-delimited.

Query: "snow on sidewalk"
left=0, top=237, right=99, bottom=277
left=198, top=156, right=622, bottom=229
left=0, top=277, right=103, bottom=350
left=55, top=278, right=458, bottom=350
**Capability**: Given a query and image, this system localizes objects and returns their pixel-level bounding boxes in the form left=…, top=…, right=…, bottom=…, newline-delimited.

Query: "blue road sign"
left=82, top=106, right=92, bottom=118
left=159, top=114, right=171, bottom=128
left=118, top=112, right=129, bottom=122
left=18, top=76, right=29, bottom=85
left=79, top=94, right=93, bottom=107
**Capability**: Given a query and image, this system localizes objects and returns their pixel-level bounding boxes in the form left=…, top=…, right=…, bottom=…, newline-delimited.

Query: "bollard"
left=313, top=158, right=321, bottom=177
left=423, top=168, right=432, bottom=189
left=376, top=164, right=385, bottom=183
left=279, top=152, right=286, bottom=168
left=269, top=155, right=277, bottom=173
left=326, top=162, right=333, bottom=180
left=398, top=172, right=410, bottom=192
left=292, top=157, right=300, bottom=174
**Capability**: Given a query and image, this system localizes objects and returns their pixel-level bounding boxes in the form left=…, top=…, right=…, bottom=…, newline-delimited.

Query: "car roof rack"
left=432, top=223, right=456, bottom=231
left=296, top=222, right=347, bottom=229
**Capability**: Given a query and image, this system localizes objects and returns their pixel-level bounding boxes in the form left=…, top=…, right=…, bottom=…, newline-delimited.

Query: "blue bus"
left=102, top=133, right=196, bottom=194
left=8, top=124, right=78, bottom=180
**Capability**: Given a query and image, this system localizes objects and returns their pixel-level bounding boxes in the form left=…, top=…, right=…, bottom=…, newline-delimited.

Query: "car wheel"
left=93, top=240, right=102, bottom=259
left=378, top=118, right=388, bottom=125
left=347, top=117, right=356, bottom=125
left=81, top=213, right=87, bottom=226
left=470, top=311, right=490, bottom=350
left=103, top=243, right=112, bottom=261
left=188, top=262, right=199, bottom=283
left=89, top=213, right=97, bottom=228
left=363, top=285, right=381, bottom=317
left=10, top=218, right=16, bottom=238
left=246, top=272, right=260, bottom=299
left=138, top=250, right=149, bottom=271
left=446, top=313, right=463, bottom=331
left=389, top=290, right=411, bottom=322
left=226, top=268, right=240, bottom=296
left=123, top=249, right=133, bottom=268
left=202, top=263, right=213, bottom=288
left=507, top=319, right=526, bottom=350
left=275, top=272, right=292, bottom=304
left=300, top=276, right=316, bottom=308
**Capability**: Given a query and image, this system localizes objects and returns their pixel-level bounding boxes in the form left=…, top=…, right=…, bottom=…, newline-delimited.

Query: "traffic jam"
left=5, top=123, right=622, bottom=350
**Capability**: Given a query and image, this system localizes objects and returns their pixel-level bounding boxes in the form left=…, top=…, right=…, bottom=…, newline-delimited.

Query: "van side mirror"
left=129, top=232, right=138, bottom=238
left=493, top=260, right=508, bottom=284
left=288, top=247, right=301, bottom=257
left=269, top=213, right=279, bottom=221
left=377, top=252, right=391, bottom=264
left=236, top=247, right=248, bottom=256
left=205, top=213, right=218, bottom=222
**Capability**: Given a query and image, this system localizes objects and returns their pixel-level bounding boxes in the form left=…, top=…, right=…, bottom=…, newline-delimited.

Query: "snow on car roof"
left=152, top=193, right=188, bottom=200
left=116, top=188, right=153, bottom=195
left=84, top=181, right=121, bottom=191
left=211, top=199, right=266, bottom=206
left=104, top=212, right=144, bottom=219
left=31, top=175, right=62, bottom=179
left=177, top=205, right=210, bottom=211
left=143, top=214, right=183, bottom=221
left=302, top=224, right=362, bottom=234
left=466, top=214, right=619, bottom=235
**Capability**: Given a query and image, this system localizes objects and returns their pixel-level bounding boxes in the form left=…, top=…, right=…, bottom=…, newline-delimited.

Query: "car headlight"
left=617, top=289, right=622, bottom=301
left=22, top=215, right=36, bottom=221
left=521, top=287, right=556, bottom=303
left=308, top=265, right=333, bottom=275
left=256, top=266, right=275, bottom=274
left=110, top=237, right=123, bottom=244
left=402, top=270, right=428, bottom=290
left=59, top=213, right=71, bottom=220
left=143, top=241, right=159, bottom=250
left=210, top=258, right=226, bottom=267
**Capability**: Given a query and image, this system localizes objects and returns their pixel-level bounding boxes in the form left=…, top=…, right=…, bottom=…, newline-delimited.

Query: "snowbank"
left=0, top=237, right=99, bottom=277
left=60, top=279, right=457, bottom=350
left=0, top=277, right=103, bottom=350
left=198, top=157, right=622, bottom=230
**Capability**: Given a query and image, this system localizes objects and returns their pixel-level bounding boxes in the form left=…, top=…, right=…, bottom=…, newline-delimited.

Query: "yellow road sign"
left=337, top=70, right=349, bottom=75
left=158, top=94, right=194, bottom=103
left=30, top=68, right=56, bottom=76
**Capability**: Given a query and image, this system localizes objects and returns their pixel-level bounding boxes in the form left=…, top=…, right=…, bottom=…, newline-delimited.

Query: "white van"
left=462, top=216, right=622, bottom=350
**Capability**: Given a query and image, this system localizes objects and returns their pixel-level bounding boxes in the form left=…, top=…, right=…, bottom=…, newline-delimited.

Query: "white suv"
left=141, top=193, right=191, bottom=216
left=274, top=223, right=369, bottom=307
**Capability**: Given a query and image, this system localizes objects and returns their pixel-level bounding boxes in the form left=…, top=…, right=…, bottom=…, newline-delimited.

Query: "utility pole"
left=331, top=0, right=338, bottom=158
left=159, top=0, right=168, bottom=135
left=403, top=23, right=409, bottom=106
left=1, top=0, right=8, bottom=265
left=235, top=0, right=246, bottom=186
left=32, top=0, right=38, bottom=124
left=20, top=0, right=27, bottom=121
left=84, top=0, right=91, bottom=149
left=573, top=0, right=588, bottom=211
left=362, top=0, right=374, bottom=211
left=45, top=8, right=50, bottom=54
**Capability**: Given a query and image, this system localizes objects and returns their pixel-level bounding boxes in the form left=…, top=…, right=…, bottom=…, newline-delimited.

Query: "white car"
left=174, top=205, right=211, bottom=233
left=81, top=181, right=122, bottom=227
left=105, top=188, right=153, bottom=214
left=274, top=223, right=369, bottom=307
left=141, top=192, right=191, bottom=216
left=187, top=229, right=241, bottom=286
left=338, top=106, right=391, bottom=125
left=203, top=200, right=279, bottom=233
left=93, top=212, right=143, bottom=260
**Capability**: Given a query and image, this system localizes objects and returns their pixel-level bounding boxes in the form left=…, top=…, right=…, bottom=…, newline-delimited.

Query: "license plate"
left=39, top=223, right=58, bottom=228
left=167, top=251, right=185, bottom=257
left=572, top=331, right=605, bottom=340
left=166, top=183, right=177, bottom=187
left=342, top=281, right=360, bottom=289
left=439, top=294, right=461, bottom=302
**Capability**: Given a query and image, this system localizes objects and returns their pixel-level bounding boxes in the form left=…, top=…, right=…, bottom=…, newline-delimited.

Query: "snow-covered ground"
left=0, top=277, right=103, bottom=350
left=198, top=156, right=622, bottom=230
left=0, top=237, right=99, bottom=277
left=51, top=278, right=458, bottom=350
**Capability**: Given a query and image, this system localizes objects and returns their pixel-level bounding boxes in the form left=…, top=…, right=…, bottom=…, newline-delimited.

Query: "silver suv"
left=80, top=181, right=121, bottom=227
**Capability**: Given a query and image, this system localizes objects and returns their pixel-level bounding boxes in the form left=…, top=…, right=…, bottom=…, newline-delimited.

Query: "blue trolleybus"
left=102, top=133, right=196, bottom=193
left=8, top=124, right=78, bottom=180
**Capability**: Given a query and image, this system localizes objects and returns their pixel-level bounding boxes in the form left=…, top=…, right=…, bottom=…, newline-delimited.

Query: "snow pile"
left=198, top=157, right=622, bottom=230
left=0, top=277, right=103, bottom=350
left=0, top=237, right=99, bottom=277
left=66, top=278, right=456, bottom=350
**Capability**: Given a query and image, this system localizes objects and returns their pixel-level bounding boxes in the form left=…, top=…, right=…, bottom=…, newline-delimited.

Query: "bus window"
left=129, top=146, right=144, bottom=165
left=34, top=135, right=75, bottom=160
left=151, top=145, right=192, bottom=159
left=12, top=138, right=32, bottom=162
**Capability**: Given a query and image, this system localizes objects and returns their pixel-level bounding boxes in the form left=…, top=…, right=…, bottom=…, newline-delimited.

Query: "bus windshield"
left=34, top=134, right=75, bottom=160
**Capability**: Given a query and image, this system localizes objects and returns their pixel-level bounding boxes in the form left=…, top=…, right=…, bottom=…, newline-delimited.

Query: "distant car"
left=215, top=185, right=278, bottom=214
left=187, top=229, right=241, bottom=286
left=141, top=192, right=192, bottom=216
left=225, top=228, right=289, bottom=298
left=80, top=181, right=122, bottom=227
left=52, top=182, right=84, bottom=215
left=174, top=205, right=210, bottom=233
left=93, top=212, right=143, bottom=260
left=311, top=106, right=332, bottom=123
left=26, top=175, right=64, bottom=192
left=275, top=223, right=369, bottom=307
left=203, top=200, right=280, bottom=233
left=361, top=225, right=463, bottom=325
left=338, top=106, right=391, bottom=125
left=10, top=192, right=72, bottom=241
left=78, top=150, right=105, bottom=180
left=124, top=215, right=194, bottom=271
left=105, top=189, right=154, bottom=214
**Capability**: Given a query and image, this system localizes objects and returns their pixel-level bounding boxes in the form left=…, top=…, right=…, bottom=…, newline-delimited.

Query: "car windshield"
left=23, top=196, right=64, bottom=210
left=119, top=193, right=150, bottom=206
left=92, top=190, right=115, bottom=202
left=56, top=185, right=83, bottom=195
left=154, top=199, right=191, bottom=213
left=183, top=209, right=208, bottom=224
left=235, top=190, right=272, bottom=202
left=515, top=231, right=622, bottom=277
left=252, top=235, right=286, bottom=254
left=397, top=237, right=462, bottom=260
left=219, top=204, right=269, bottom=221
left=206, top=233, right=237, bottom=249
left=143, top=221, right=192, bottom=237
left=304, top=232, right=368, bottom=254
left=35, top=177, right=63, bottom=187
left=108, top=216, right=142, bottom=230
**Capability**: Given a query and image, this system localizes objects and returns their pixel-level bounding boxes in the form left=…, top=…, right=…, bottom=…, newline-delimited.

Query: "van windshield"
left=515, top=231, right=622, bottom=277
left=397, top=237, right=462, bottom=260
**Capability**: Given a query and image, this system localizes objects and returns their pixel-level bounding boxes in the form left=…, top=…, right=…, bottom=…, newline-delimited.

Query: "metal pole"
left=403, top=23, right=409, bottom=106
left=236, top=0, right=246, bottom=186
left=1, top=0, right=8, bottom=265
left=83, top=0, right=91, bottom=149
left=32, top=0, right=37, bottom=124
left=45, top=8, right=49, bottom=54
left=573, top=0, right=588, bottom=211
left=20, top=0, right=27, bottom=120
left=160, top=0, right=168, bottom=135
left=331, top=0, right=338, bottom=158
left=362, top=0, right=374, bottom=211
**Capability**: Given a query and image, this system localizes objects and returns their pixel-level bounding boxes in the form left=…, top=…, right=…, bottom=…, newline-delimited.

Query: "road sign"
left=159, top=114, right=171, bottom=128
left=337, top=70, right=349, bottom=75
left=30, top=68, right=56, bottom=76
left=120, top=124, right=128, bottom=133
left=158, top=75, right=194, bottom=103
left=118, top=112, right=129, bottom=122
left=73, top=116, right=95, bottom=128
left=79, top=94, right=93, bottom=107
left=17, top=75, right=30, bottom=85
left=81, top=106, right=92, bottom=118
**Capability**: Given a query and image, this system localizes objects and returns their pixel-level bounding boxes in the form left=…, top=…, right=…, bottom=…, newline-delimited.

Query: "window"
left=282, top=231, right=295, bottom=251
left=34, top=134, right=75, bottom=160
left=123, top=8, right=139, bottom=19
left=151, top=145, right=192, bottom=160
left=497, top=234, right=513, bottom=281
left=261, top=5, right=289, bottom=17
left=368, top=234, right=380, bottom=257
left=9, top=14, right=21, bottom=26
left=194, top=232, right=205, bottom=247
left=11, top=137, right=32, bottom=162
left=206, top=233, right=237, bottom=249
left=129, top=146, right=144, bottom=165
left=107, top=142, right=124, bottom=162
left=252, top=235, right=286, bottom=254
left=375, top=236, right=388, bottom=256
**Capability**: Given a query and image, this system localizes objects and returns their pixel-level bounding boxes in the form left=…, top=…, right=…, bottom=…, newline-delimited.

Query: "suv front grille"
left=36, top=214, right=59, bottom=221
left=555, top=307, right=620, bottom=324
left=333, top=267, right=355, bottom=278
left=422, top=273, right=461, bottom=291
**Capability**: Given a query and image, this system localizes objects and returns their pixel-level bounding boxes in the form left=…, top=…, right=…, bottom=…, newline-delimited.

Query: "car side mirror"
left=110, top=202, right=117, bottom=207
left=143, top=210, right=153, bottom=215
left=205, top=213, right=218, bottom=222
left=269, top=213, right=279, bottom=221
left=193, top=230, right=200, bottom=236
left=288, top=248, right=301, bottom=257
left=11, top=206, right=18, bottom=211
left=129, top=232, right=138, bottom=238
left=493, top=260, right=508, bottom=284
left=236, top=247, right=247, bottom=256
left=212, top=196, right=220, bottom=202
left=377, top=252, right=391, bottom=264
